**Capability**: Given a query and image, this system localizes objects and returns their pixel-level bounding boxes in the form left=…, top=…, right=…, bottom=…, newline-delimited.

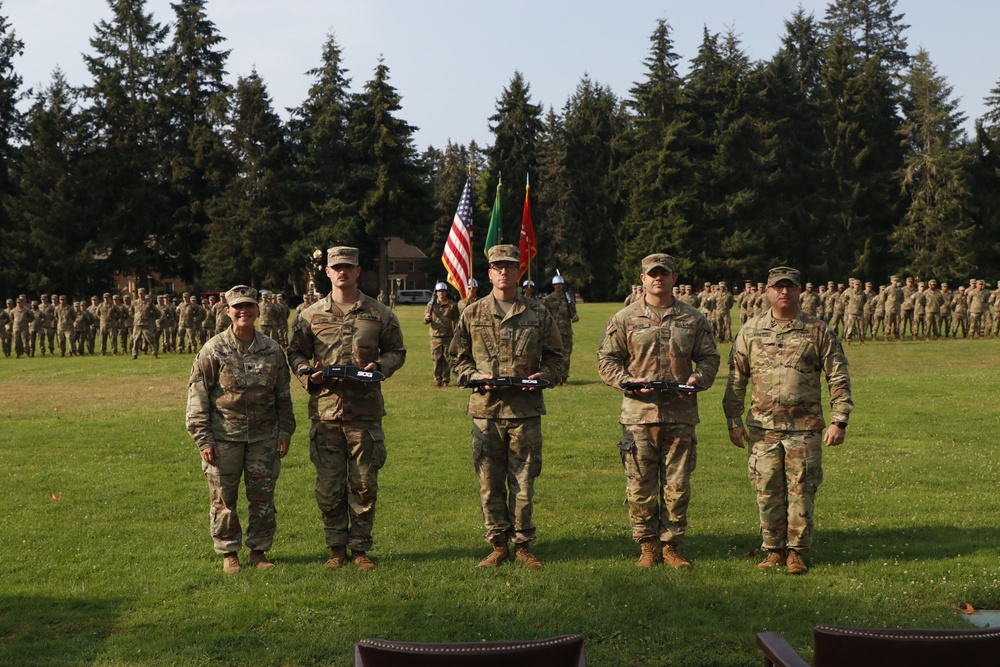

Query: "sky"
left=6, top=0, right=999, bottom=150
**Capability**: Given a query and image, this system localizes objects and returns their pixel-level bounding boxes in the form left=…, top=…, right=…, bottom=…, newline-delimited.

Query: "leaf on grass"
left=746, top=550, right=756, bottom=558
left=960, top=603, right=976, bottom=615
left=53, top=407, right=60, bottom=411
left=48, top=493, right=62, bottom=500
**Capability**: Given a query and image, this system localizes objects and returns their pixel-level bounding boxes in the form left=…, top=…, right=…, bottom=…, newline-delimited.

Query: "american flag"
left=442, top=177, right=473, bottom=299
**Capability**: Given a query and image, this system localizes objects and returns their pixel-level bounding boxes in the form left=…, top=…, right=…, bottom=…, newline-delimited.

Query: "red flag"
left=518, top=179, right=536, bottom=280
left=442, top=177, right=473, bottom=299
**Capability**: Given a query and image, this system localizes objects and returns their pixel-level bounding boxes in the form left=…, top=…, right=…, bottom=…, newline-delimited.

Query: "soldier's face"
left=641, top=268, right=677, bottom=297
left=767, top=281, right=801, bottom=310
left=227, top=302, right=258, bottom=327
left=488, top=262, right=518, bottom=291
left=553, top=284, right=565, bottom=296
left=327, top=264, right=361, bottom=290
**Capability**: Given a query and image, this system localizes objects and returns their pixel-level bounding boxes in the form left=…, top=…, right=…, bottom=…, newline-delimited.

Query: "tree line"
left=0, top=0, right=998, bottom=302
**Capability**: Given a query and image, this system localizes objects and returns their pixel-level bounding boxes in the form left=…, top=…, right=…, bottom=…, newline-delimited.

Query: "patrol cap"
left=124, top=294, right=132, bottom=300
left=31, top=300, right=38, bottom=306
left=928, top=279, right=937, bottom=286
left=719, top=281, right=727, bottom=287
left=522, top=280, right=535, bottom=287
left=976, top=279, right=985, bottom=285
left=941, top=282, right=948, bottom=287
left=837, top=283, right=844, bottom=289
left=805, top=282, right=814, bottom=288
left=487, top=244, right=520, bottom=264
left=918, top=282, right=925, bottom=288
left=434, top=282, right=448, bottom=292
left=468, top=278, right=479, bottom=288
left=182, top=292, right=190, bottom=297
left=137, top=287, right=147, bottom=294
left=5, top=297, right=13, bottom=304
left=327, top=246, right=359, bottom=267
left=889, top=275, right=899, bottom=281
left=39, top=294, right=48, bottom=300
left=641, top=253, right=675, bottom=274
left=766, top=266, right=801, bottom=288
left=113, top=294, right=121, bottom=300
left=18, top=294, right=26, bottom=301
left=225, top=285, right=258, bottom=307
left=827, top=281, right=835, bottom=287
left=103, top=292, right=111, bottom=298
left=864, top=282, right=872, bottom=287
left=552, top=275, right=565, bottom=285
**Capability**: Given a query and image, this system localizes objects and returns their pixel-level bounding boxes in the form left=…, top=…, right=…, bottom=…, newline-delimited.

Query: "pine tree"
left=158, top=0, right=231, bottom=285
left=287, top=32, right=354, bottom=292
left=201, top=71, right=291, bottom=288
left=891, top=49, right=975, bottom=280
left=0, top=3, right=24, bottom=294
left=481, top=72, right=544, bottom=245
left=970, top=78, right=1000, bottom=273
left=346, top=57, right=432, bottom=294
left=822, top=0, right=910, bottom=81
left=81, top=0, right=170, bottom=283
left=617, top=19, right=694, bottom=292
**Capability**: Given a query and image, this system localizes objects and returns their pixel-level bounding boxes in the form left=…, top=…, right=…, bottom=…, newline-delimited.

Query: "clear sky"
left=6, top=0, right=999, bottom=150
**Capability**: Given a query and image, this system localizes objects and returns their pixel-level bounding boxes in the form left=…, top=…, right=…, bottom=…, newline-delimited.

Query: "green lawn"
left=1, top=303, right=997, bottom=666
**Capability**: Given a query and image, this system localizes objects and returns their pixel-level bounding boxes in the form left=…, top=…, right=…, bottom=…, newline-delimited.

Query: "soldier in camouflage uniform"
left=952, top=286, right=968, bottom=338
left=287, top=246, right=406, bottom=572
left=900, top=277, right=916, bottom=339
left=939, top=282, right=953, bottom=337
left=54, top=295, right=76, bottom=356
left=95, top=293, right=117, bottom=355
left=212, top=294, right=231, bottom=336
left=258, top=292, right=280, bottom=341
left=715, top=282, right=734, bottom=342
left=131, top=288, right=161, bottom=359
left=923, top=279, right=944, bottom=340
left=275, top=294, right=290, bottom=346
left=541, top=274, right=578, bottom=385
left=912, top=282, right=927, bottom=340
left=842, top=279, right=866, bottom=346
left=597, top=253, right=719, bottom=569
left=72, top=302, right=91, bottom=355
left=798, top=283, right=821, bottom=318
left=0, top=300, right=10, bottom=358
left=176, top=293, right=200, bottom=353
left=723, top=267, right=854, bottom=575
left=29, top=301, right=48, bottom=356
left=883, top=275, right=902, bottom=341
left=423, top=282, right=459, bottom=387
left=122, top=294, right=135, bottom=353
left=39, top=295, right=56, bottom=354
left=453, top=244, right=563, bottom=571
left=821, top=281, right=837, bottom=324
left=11, top=295, right=34, bottom=358
left=201, top=297, right=216, bottom=345
left=990, top=281, right=1000, bottom=338
left=968, top=280, right=989, bottom=338
left=872, top=285, right=886, bottom=340
left=187, top=285, right=295, bottom=574
left=862, top=282, right=876, bottom=338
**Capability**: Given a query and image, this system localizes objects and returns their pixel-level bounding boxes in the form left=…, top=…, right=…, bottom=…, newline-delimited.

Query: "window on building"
left=409, top=261, right=415, bottom=272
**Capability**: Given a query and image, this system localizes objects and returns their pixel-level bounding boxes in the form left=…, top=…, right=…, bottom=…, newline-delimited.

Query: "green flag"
left=483, top=178, right=503, bottom=257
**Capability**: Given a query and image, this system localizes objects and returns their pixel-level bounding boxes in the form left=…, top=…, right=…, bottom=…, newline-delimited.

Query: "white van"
left=396, top=289, right=433, bottom=305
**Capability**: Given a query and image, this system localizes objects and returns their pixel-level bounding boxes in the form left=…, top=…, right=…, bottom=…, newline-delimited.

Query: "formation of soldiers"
left=0, top=290, right=294, bottom=359
left=624, top=275, right=1000, bottom=344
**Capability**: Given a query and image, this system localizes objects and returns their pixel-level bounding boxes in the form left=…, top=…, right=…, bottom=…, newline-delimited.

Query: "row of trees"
left=0, top=0, right=998, bottom=302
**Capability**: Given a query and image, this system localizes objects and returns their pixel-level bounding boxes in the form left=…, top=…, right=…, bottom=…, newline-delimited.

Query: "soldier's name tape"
left=621, top=380, right=707, bottom=392
left=463, top=376, right=552, bottom=390
left=296, top=365, right=386, bottom=382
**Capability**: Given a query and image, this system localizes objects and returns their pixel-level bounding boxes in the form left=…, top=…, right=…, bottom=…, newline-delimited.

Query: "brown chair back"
left=354, top=634, right=586, bottom=667
left=813, top=625, right=1000, bottom=667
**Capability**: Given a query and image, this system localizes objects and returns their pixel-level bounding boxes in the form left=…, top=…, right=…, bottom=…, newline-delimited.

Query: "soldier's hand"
left=523, top=372, right=543, bottom=391
left=823, top=424, right=846, bottom=446
left=728, top=426, right=748, bottom=449
left=277, top=440, right=290, bottom=458
left=685, top=374, right=699, bottom=396
left=633, top=376, right=656, bottom=396
left=200, top=444, right=218, bottom=465
left=308, top=363, right=324, bottom=384
left=475, top=373, right=495, bottom=391
left=362, top=362, right=378, bottom=372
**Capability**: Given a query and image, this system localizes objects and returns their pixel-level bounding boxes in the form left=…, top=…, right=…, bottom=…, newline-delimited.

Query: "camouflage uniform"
left=54, top=297, right=76, bottom=356
left=423, top=293, right=459, bottom=386
left=187, top=325, right=295, bottom=556
left=29, top=303, right=49, bottom=356
left=715, top=283, right=734, bottom=342
left=275, top=295, right=290, bottom=346
left=212, top=299, right=231, bottom=336
left=201, top=299, right=216, bottom=345
left=286, top=274, right=406, bottom=554
left=131, top=292, right=161, bottom=358
left=72, top=303, right=91, bottom=355
left=883, top=277, right=902, bottom=340
left=798, top=286, right=821, bottom=318
left=96, top=295, right=118, bottom=355
left=10, top=298, right=33, bottom=358
left=913, top=284, right=927, bottom=340
left=900, top=279, right=916, bottom=338
left=923, top=281, right=944, bottom=340
left=723, top=303, right=854, bottom=555
left=597, top=280, right=719, bottom=550
left=452, top=271, right=563, bottom=550
left=0, top=304, right=10, bottom=357
left=176, top=294, right=201, bottom=353
left=872, top=286, right=886, bottom=339
left=541, top=288, right=577, bottom=385
left=952, top=288, right=969, bottom=338
left=40, top=296, right=57, bottom=354
left=842, top=281, right=866, bottom=345
left=258, top=294, right=280, bottom=341
left=968, top=282, right=989, bottom=338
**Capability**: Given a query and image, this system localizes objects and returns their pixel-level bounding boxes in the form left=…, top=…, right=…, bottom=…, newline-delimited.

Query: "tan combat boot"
left=662, top=544, right=691, bottom=569
left=514, top=544, right=543, bottom=570
left=636, top=538, right=660, bottom=568
left=477, top=543, right=509, bottom=568
left=248, top=550, right=274, bottom=570
left=786, top=550, right=809, bottom=575
left=323, top=546, right=348, bottom=570
left=757, top=549, right=787, bottom=570
left=351, top=550, right=376, bottom=571
left=222, top=552, right=241, bottom=574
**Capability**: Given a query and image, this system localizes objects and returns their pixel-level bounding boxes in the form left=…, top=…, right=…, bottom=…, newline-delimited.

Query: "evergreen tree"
left=617, top=19, right=694, bottom=292
left=0, top=3, right=24, bottom=295
left=560, top=75, right=626, bottom=300
left=891, top=49, right=975, bottom=280
left=970, top=77, right=1000, bottom=273
left=158, top=0, right=231, bottom=286
left=346, top=57, right=432, bottom=294
left=287, top=32, right=354, bottom=292
left=201, top=71, right=291, bottom=288
left=427, top=141, right=473, bottom=279
left=5, top=72, right=98, bottom=295
left=81, top=0, right=170, bottom=283
left=481, top=72, right=543, bottom=246
left=822, top=0, right=910, bottom=81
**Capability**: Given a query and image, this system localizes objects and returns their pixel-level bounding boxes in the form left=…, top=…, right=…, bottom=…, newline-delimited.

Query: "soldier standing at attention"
left=541, top=274, right=578, bottom=386
left=952, top=286, right=968, bottom=338
left=723, top=267, right=853, bottom=575
left=201, top=297, right=216, bottom=346
left=39, top=295, right=56, bottom=355
left=423, top=282, right=459, bottom=387
left=883, top=275, right=902, bottom=341
left=862, top=282, right=876, bottom=338
left=924, top=279, right=944, bottom=340
left=0, top=300, right=10, bottom=358
left=799, top=282, right=821, bottom=318
left=212, top=294, right=231, bottom=336
left=96, top=293, right=117, bottom=355
left=968, top=280, right=989, bottom=339
left=872, top=285, right=887, bottom=340
left=842, top=279, right=866, bottom=346
left=72, top=302, right=90, bottom=355
left=900, top=277, right=916, bottom=339
left=939, top=282, right=953, bottom=337
left=457, top=279, right=480, bottom=314
left=176, top=293, right=199, bottom=353
left=122, top=294, right=135, bottom=353
left=258, top=292, right=279, bottom=341
left=287, top=246, right=406, bottom=572
left=29, top=301, right=48, bottom=357
left=11, top=295, right=34, bottom=358
left=453, top=244, right=563, bottom=570
left=598, top=253, right=719, bottom=569
left=187, top=285, right=295, bottom=574
left=54, top=295, right=75, bottom=357
left=913, top=282, right=927, bottom=340
left=275, top=294, right=290, bottom=346
left=131, top=288, right=161, bottom=359
left=521, top=279, right=536, bottom=300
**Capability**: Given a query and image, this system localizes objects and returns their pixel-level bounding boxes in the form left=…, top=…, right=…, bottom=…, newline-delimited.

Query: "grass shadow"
left=0, top=595, right=125, bottom=667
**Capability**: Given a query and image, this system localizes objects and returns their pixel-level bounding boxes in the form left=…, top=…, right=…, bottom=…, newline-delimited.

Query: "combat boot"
left=757, top=549, right=786, bottom=570
left=514, top=544, right=543, bottom=570
left=323, top=546, right=348, bottom=569
left=786, top=550, right=809, bottom=575
left=477, top=543, right=509, bottom=568
left=222, top=552, right=241, bottom=574
left=662, top=544, right=691, bottom=569
left=351, top=550, right=376, bottom=571
left=636, top=538, right=660, bottom=568
left=248, top=550, right=274, bottom=570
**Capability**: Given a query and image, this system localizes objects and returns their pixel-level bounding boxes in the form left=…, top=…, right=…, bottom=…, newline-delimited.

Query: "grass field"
left=1, top=302, right=998, bottom=666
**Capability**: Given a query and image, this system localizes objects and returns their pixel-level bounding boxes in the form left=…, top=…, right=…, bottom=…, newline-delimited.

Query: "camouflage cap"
left=918, top=282, right=925, bottom=288
left=928, top=279, right=937, bottom=286
left=976, top=279, right=985, bottom=285
left=113, top=294, right=121, bottom=300
left=39, top=294, right=48, bottom=299
left=327, top=246, right=359, bottom=267
left=182, top=292, right=190, bottom=297
left=225, top=285, right=257, bottom=307
left=103, top=292, right=111, bottom=298
left=5, top=298, right=13, bottom=303
left=137, top=288, right=147, bottom=294
left=641, top=253, right=675, bottom=274
left=767, top=266, right=801, bottom=288
left=865, top=282, right=872, bottom=287
left=827, top=281, right=835, bottom=287
left=487, top=244, right=520, bottom=264
left=124, top=294, right=131, bottom=300
left=31, top=300, right=38, bottom=306
left=805, top=282, right=814, bottom=288
left=889, top=275, right=898, bottom=281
